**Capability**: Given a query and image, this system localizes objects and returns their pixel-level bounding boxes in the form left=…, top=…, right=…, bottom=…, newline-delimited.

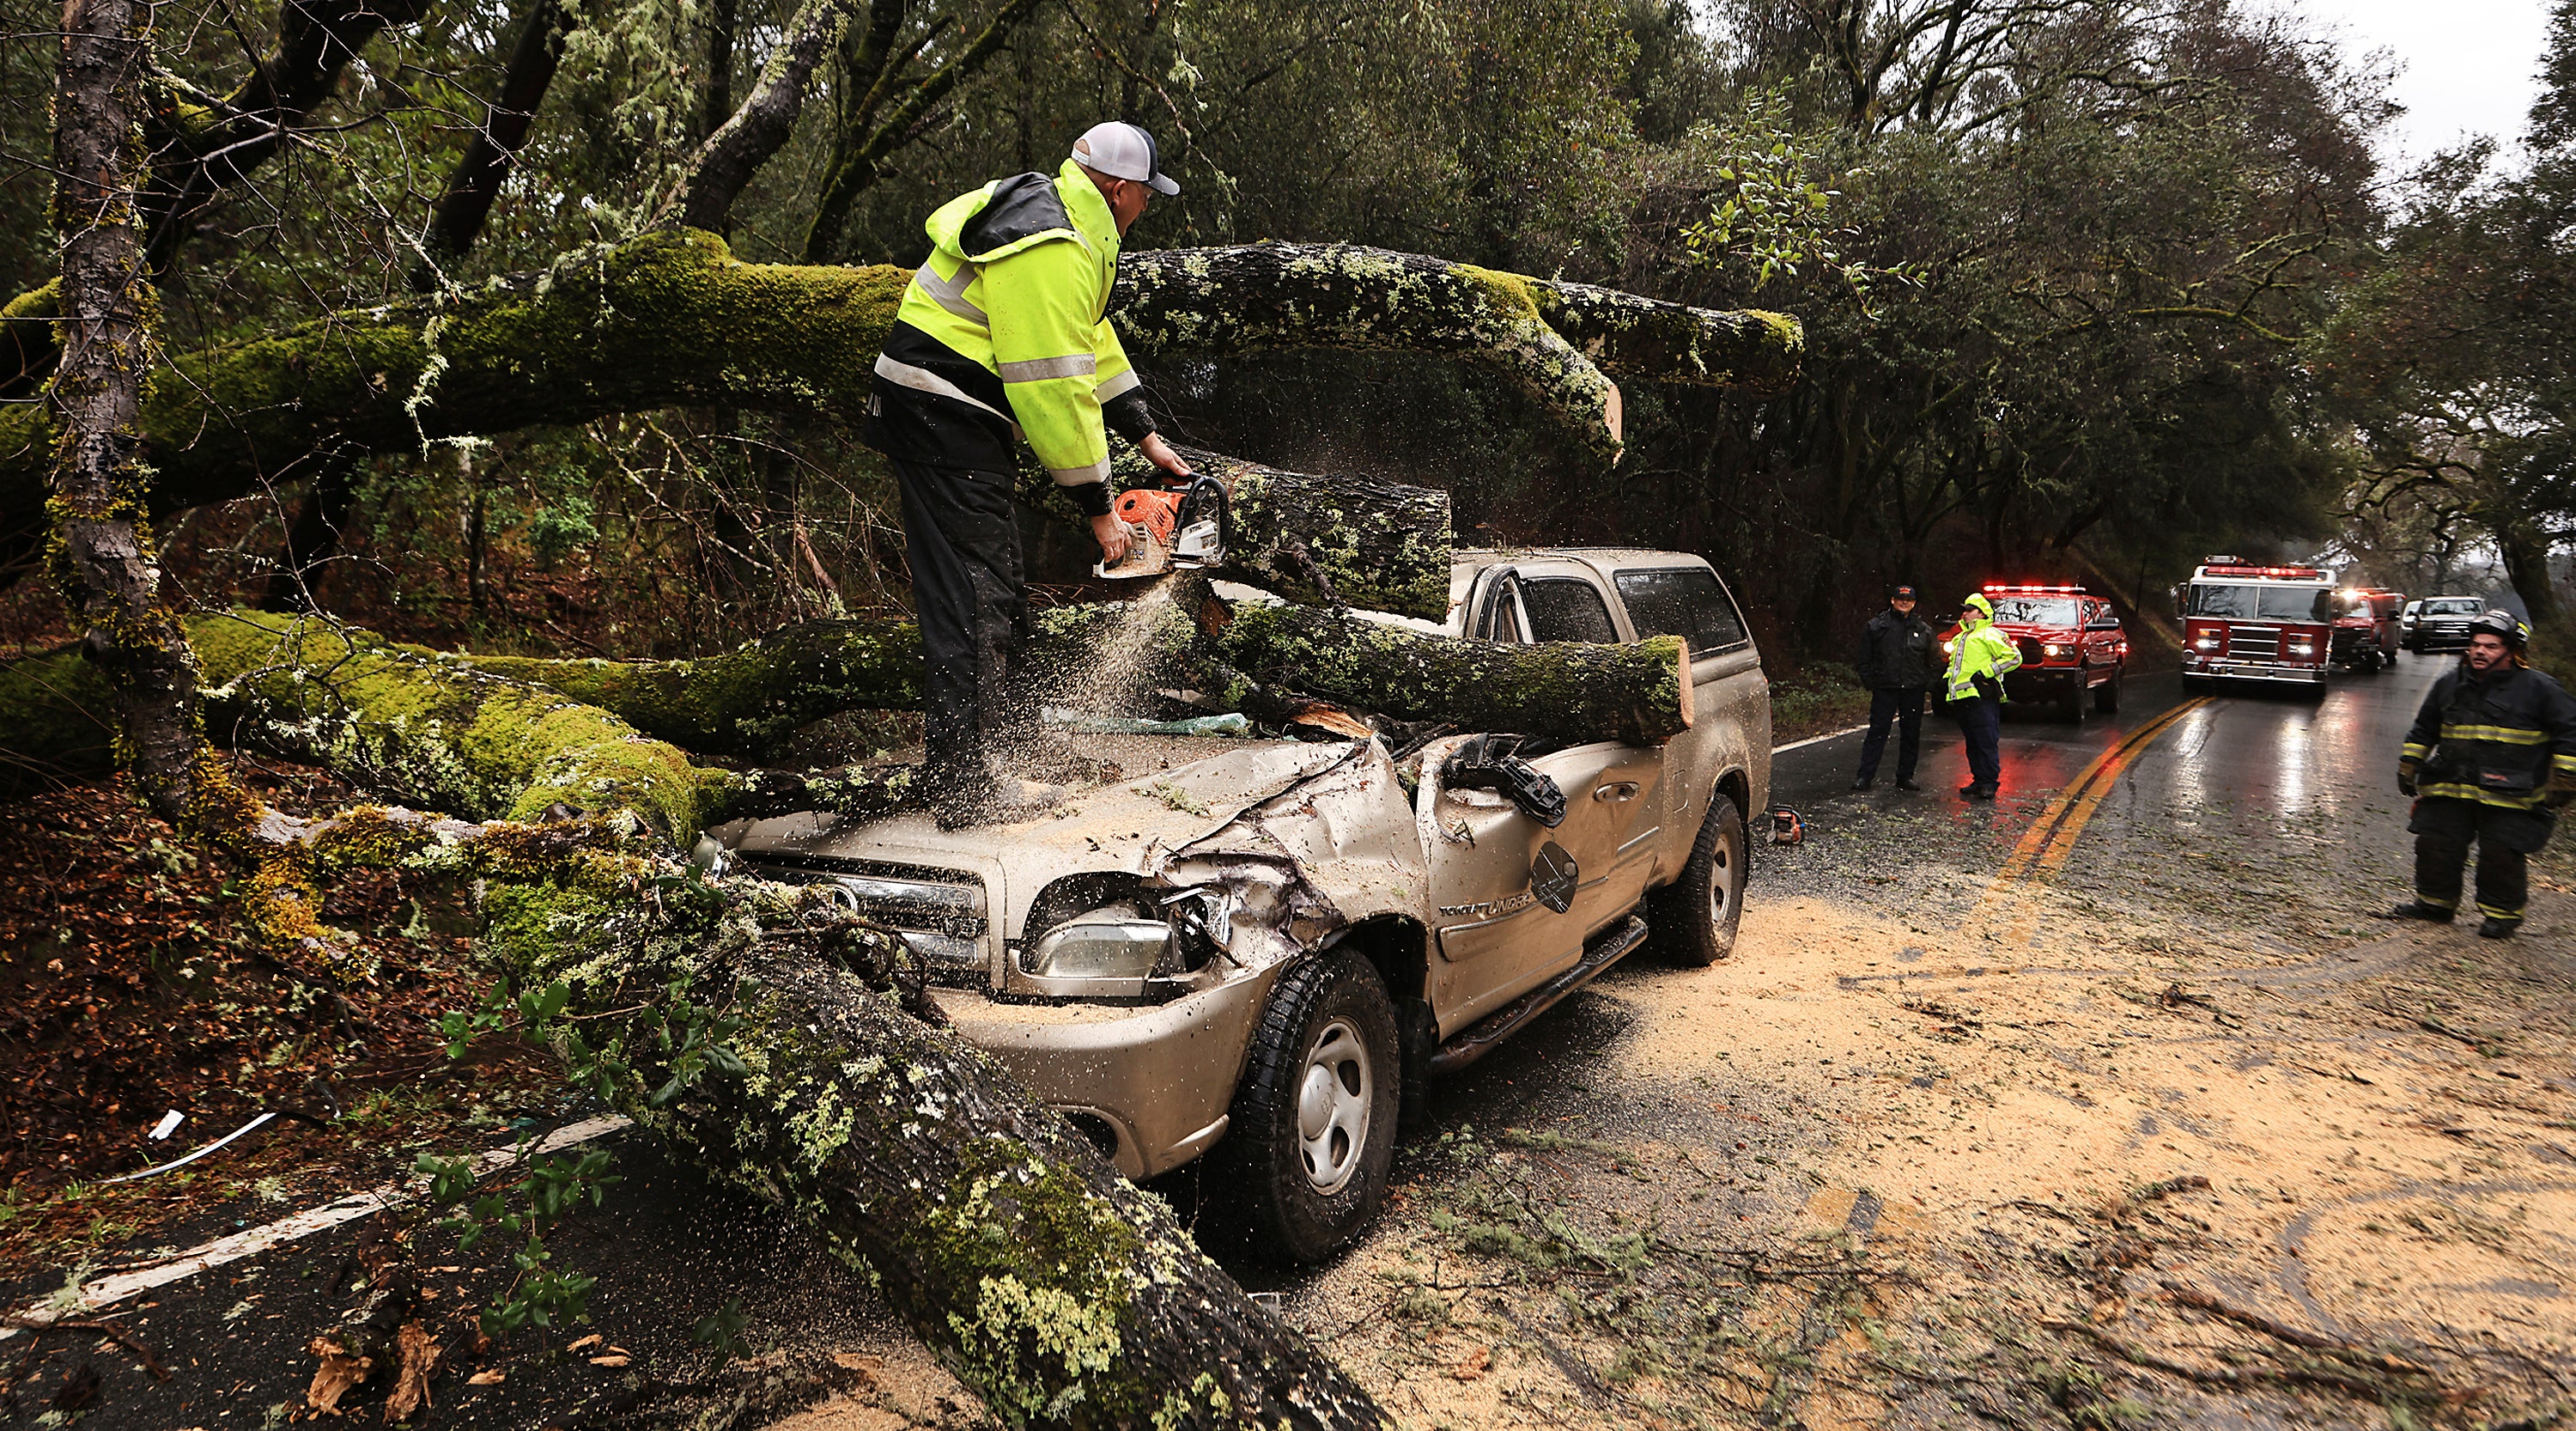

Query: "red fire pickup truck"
left=1942, top=584, right=2129, bottom=722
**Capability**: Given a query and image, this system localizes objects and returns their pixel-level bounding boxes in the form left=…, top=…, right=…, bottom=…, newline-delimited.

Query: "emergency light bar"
left=1982, top=583, right=2086, bottom=594
left=2200, top=564, right=2324, bottom=580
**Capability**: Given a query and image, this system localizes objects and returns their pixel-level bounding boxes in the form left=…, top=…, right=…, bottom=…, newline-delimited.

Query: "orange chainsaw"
left=1095, top=473, right=1230, bottom=580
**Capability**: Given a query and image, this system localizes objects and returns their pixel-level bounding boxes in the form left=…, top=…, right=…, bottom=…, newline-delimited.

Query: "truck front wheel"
left=1652, top=793, right=1747, bottom=967
left=1215, top=950, right=1400, bottom=1264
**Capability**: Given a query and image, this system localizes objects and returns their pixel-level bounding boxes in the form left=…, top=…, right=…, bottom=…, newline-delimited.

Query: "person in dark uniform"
left=2390, top=611, right=2576, bottom=937
left=861, top=121, right=1192, bottom=827
left=1852, top=584, right=1936, bottom=791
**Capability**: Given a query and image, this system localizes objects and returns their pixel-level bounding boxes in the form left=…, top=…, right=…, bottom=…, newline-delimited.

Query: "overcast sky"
left=2306, top=0, right=2559, bottom=165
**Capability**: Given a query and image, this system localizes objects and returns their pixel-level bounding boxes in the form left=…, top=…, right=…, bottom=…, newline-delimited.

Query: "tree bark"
left=666, top=0, right=860, bottom=234
left=410, top=0, right=572, bottom=290
left=0, top=233, right=1800, bottom=573
left=48, top=0, right=207, bottom=821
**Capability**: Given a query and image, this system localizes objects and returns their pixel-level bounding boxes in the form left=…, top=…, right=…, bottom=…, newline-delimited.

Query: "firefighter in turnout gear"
left=2390, top=611, right=2576, bottom=937
left=1945, top=592, right=2021, bottom=801
left=863, top=121, right=1193, bottom=828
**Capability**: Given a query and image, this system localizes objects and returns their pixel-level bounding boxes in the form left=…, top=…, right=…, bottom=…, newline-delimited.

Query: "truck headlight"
left=2287, top=639, right=2314, bottom=656
left=1023, top=910, right=1174, bottom=982
left=2042, top=642, right=2070, bottom=658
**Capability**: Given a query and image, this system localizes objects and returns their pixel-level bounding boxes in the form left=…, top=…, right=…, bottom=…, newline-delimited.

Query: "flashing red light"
left=2200, top=564, right=2325, bottom=580
left=1981, top=582, right=2087, bottom=594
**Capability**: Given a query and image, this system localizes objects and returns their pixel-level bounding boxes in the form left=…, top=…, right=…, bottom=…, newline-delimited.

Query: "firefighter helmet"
left=2470, top=610, right=2530, bottom=650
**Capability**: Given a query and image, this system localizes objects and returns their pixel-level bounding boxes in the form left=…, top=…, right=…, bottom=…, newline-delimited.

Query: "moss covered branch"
left=0, top=232, right=1801, bottom=564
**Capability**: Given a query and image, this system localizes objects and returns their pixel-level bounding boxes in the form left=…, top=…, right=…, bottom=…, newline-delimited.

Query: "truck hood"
left=721, top=734, right=1422, bottom=950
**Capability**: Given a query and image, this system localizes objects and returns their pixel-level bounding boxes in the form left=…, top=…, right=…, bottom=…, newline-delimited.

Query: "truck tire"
left=1651, top=792, right=1747, bottom=967
left=2059, top=678, right=2087, bottom=723
left=1214, top=949, right=1400, bottom=1264
left=2093, top=669, right=2122, bottom=714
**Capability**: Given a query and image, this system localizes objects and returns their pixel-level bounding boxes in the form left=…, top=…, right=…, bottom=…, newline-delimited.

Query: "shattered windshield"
left=1986, top=597, right=2080, bottom=626
left=2189, top=583, right=2329, bottom=621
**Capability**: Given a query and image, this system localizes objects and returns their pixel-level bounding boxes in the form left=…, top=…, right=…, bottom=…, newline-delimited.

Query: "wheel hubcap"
left=1295, top=1018, right=1372, bottom=1195
left=1709, top=841, right=1734, bottom=928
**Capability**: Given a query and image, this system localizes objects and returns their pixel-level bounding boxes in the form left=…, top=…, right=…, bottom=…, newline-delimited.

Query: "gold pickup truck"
left=724, top=548, right=1770, bottom=1262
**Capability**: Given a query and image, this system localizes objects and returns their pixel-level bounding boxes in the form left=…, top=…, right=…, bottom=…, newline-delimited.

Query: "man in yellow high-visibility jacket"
left=1943, top=592, right=2021, bottom=801
left=863, top=121, right=1194, bottom=827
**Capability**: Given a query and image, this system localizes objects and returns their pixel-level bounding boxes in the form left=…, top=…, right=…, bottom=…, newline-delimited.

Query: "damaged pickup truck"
left=722, top=548, right=1768, bottom=1262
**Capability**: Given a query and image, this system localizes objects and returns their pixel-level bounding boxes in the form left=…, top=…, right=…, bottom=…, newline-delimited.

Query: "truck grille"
left=2227, top=624, right=2281, bottom=659
left=742, top=858, right=989, bottom=981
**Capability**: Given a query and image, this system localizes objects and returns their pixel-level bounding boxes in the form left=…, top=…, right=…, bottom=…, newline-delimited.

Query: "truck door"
left=1419, top=571, right=1662, bottom=1033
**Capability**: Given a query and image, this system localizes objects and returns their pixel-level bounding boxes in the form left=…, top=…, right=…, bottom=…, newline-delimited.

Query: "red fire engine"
left=1941, top=584, right=2129, bottom=722
left=2178, top=557, right=2334, bottom=697
left=2330, top=587, right=2403, bottom=673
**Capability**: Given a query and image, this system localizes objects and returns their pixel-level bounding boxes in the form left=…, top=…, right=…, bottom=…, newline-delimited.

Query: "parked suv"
left=2407, top=596, right=2484, bottom=653
left=722, top=549, right=1771, bottom=1262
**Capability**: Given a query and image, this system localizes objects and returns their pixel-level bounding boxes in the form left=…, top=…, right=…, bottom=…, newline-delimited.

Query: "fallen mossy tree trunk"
left=0, top=230, right=1799, bottom=574
left=480, top=859, right=1394, bottom=1429
left=5, top=583, right=1688, bottom=799
left=0, top=612, right=921, bottom=820
left=1208, top=600, right=1694, bottom=747
left=1, top=611, right=1394, bottom=1428
left=447, top=585, right=1687, bottom=754
left=1118, top=245, right=1805, bottom=466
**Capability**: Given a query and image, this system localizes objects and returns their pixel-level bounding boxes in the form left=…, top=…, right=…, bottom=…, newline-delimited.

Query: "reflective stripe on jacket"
left=1944, top=621, right=2021, bottom=703
left=2403, top=662, right=2576, bottom=810
left=866, top=160, right=1145, bottom=506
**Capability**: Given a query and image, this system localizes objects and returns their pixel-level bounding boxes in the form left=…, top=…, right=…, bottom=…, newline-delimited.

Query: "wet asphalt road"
left=1757, top=657, right=2447, bottom=943
left=1771, top=660, right=2433, bottom=877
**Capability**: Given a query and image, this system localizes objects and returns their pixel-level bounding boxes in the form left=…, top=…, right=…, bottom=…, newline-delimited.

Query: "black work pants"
left=1856, top=686, right=1926, bottom=782
left=2411, top=795, right=2552, bottom=923
left=1952, top=696, right=2002, bottom=790
left=891, top=455, right=1027, bottom=789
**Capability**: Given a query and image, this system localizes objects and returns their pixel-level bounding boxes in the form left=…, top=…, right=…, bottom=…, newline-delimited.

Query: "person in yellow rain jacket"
left=2387, top=611, right=2576, bottom=938
left=863, top=121, right=1194, bottom=827
left=1943, top=592, right=2021, bottom=801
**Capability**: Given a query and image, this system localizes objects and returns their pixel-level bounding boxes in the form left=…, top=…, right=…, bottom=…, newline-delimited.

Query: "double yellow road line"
left=1974, top=696, right=2212, bottom=944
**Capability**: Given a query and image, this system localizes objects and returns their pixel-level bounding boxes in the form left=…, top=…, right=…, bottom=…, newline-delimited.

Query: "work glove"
left=1972, top=674, right=2003, bottom=702
left=2397, top=758, right=2419, bottom=798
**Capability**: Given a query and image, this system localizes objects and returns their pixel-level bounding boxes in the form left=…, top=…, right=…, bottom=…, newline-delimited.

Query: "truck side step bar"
left=1426, top=915, right=1651, bottom=1076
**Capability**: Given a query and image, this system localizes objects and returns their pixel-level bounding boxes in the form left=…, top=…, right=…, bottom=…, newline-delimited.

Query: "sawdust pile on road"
left=1262, top=893, right=2576, bottom=1430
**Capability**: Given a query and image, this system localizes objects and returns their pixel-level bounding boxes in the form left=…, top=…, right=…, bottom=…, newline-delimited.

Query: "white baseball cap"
left=1072, top=121, right=1180, bottom=196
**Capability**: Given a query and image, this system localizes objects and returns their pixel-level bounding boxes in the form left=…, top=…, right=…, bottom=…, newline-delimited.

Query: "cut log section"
left=1208, top=600, right=1693, bottom=747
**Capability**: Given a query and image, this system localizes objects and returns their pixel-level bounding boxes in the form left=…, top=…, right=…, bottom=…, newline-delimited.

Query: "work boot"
left=1959, top=782, right=1979, bottom=797
left=934, top=775, right=1068, bottom=830
left=1894, top=777, right=1922, bottom=792
left=2479, top=916, right=2521, bottom=940
left=1967, top=784, right=1997, bottom=801
left=1851, top=776, right=1874, bottom=792
left=2386, top=899, right=2455, bottom=923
